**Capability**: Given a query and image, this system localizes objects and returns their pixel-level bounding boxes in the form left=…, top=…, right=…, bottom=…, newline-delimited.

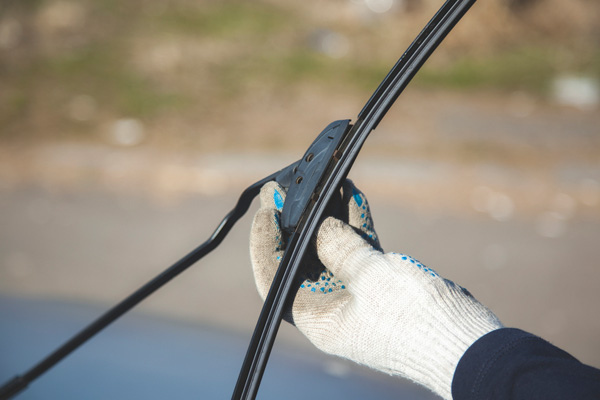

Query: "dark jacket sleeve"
left=452, top=328, right=600, bottom=400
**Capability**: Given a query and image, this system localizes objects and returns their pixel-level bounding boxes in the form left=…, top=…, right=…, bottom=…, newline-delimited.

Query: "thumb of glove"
left=249, top=181, right=287, bottom=301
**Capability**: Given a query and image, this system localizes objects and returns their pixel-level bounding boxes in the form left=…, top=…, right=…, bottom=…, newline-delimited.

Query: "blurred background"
left=1, top=0, right=599, bottom=398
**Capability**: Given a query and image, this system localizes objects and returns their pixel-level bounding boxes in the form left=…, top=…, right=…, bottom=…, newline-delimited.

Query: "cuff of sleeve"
left=451, top=328, right=551, bottom=400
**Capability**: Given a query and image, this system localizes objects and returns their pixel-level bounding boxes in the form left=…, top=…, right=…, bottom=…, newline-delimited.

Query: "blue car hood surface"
left=0, top=295, right=435, bottom=399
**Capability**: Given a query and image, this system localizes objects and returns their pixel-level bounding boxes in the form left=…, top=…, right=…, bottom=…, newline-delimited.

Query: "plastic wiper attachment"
left=280, top=120, right=351, bottom=235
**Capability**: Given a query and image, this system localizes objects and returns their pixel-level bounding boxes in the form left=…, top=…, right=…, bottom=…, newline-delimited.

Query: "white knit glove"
left=250, top=180, right=503, bottom=399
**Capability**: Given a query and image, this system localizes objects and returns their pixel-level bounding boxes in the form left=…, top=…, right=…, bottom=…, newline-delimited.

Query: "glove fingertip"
left=259, top=181, right=286, bottom=211
left=316, top=217, right=375, bottom=282
left=250, top=208, right=285, bottom=299
left=342, top=180, right=381, bottom=249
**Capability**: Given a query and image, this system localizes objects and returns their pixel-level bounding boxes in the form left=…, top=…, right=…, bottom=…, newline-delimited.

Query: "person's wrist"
left=385, top=284, right=503, bottom=399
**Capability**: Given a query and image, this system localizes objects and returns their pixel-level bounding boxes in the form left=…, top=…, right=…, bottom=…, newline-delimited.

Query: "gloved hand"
left=250, top=180, right=503, bottom=399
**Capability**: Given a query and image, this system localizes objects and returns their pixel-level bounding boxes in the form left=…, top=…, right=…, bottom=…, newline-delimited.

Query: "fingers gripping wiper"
left=0, top=0, right=476, bottom=398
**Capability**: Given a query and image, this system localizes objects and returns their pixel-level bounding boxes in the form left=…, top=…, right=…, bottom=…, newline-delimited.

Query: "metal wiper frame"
left=0, top=0, right=477, bottom=398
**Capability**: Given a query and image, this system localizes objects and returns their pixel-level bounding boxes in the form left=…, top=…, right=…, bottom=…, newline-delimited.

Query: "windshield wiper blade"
left=232, top=0, right=477, bottom=398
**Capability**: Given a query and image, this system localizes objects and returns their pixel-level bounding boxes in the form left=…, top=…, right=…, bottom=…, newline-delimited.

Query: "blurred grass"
left=158, top=2, right=288, bottom=38
left=0, top=0, right=598, bottom=143
left=47, top=45, right=186, bottom=115
left=417, top=46, right=600, bottom=93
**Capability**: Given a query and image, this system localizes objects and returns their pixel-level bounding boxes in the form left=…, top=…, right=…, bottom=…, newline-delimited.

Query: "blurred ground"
left=1, top=0, right=599, bottom=395
left=1, top=0, right=599, bottom=147
left=0, top=296, right=437, bottom=399
left=0, top=87, right=599, bottom=367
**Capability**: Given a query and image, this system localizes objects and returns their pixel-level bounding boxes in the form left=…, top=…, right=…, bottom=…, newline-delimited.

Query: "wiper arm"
left=0, top=162, right=299, bottom=399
